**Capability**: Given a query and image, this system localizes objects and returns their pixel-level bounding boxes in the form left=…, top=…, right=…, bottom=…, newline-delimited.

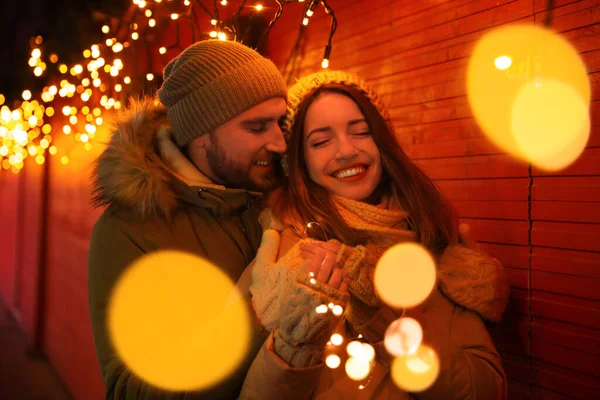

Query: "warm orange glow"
left=108, top=251, right=251, bottom=391
left=374, top=243, right=436, bottom=308
left=467, top=24, right=590, bottom=167
left=391, top=344, right=439, bottom=392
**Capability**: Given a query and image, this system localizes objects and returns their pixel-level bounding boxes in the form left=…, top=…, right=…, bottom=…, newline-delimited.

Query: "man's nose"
left=265, top=126, right=287, bottom=154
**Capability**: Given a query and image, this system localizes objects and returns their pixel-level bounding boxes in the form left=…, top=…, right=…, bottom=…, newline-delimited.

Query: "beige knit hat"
left=282, top=70, right=394, bottom=140
left=158, top=40, right=287, bottom=147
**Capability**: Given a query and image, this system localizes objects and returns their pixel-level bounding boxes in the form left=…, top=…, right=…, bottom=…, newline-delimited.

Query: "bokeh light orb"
left=511, top=78, right=590, bottom=171
left=326, top=354, right=341, bottom=369
left=345, top=357, right=372, bottom=381
left=374, top=243, right=436, bottom=308
left=108, top=251, right=251, bottom=391
left=391, top=344, right=440, bottom=392
left=384, top=317, right=423, bottom=357
left=467, top=24, right=590, bottom=169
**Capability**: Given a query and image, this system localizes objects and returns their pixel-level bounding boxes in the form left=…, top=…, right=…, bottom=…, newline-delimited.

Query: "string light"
left=0, top=0, right=339, bottom=174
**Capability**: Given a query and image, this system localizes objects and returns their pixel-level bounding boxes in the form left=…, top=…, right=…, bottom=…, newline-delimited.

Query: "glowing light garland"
left=0, top=0, right=337, bottom=174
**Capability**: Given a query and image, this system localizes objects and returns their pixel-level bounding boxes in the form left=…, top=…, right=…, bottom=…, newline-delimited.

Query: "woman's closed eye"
left=352, top=131, right=371, bottom=137
left=311, top=139, right=330, bottom=148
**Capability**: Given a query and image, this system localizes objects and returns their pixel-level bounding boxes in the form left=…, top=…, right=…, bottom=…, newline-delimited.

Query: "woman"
left=241, top=71, right=509, bottom=399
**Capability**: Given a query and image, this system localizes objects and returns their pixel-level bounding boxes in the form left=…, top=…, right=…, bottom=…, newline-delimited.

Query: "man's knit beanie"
left=158, top=40, right=287, bottom=147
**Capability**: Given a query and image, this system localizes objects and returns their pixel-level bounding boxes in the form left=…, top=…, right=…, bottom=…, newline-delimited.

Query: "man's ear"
left=190, top=134, right=209, bottom=149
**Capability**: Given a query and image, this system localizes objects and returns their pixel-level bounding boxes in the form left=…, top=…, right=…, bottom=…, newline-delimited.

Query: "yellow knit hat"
left=283, top=70, right=393, bottom=139
left=158, top=40, right=287, bottom=146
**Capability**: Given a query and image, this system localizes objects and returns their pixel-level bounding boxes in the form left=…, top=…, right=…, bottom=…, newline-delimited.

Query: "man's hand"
left=458, top=223, right=479, bottom=251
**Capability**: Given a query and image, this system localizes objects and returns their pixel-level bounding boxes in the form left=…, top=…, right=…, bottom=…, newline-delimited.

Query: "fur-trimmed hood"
left=91, top=97, right=260, bottom=219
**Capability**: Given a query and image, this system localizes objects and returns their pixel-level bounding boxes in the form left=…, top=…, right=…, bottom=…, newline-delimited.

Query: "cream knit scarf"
left=333, top=195, right=509, bottom=342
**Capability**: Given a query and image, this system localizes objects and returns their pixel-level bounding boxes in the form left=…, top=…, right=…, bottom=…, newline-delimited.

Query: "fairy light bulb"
left=171, top=13, right=179, bottom=20
left=217, top=32, right=227, bottom=41
left=306, top=10, right=314, bottom=17
left=384, top=317, right=423, bottom=357
left=159, top=47, right=167, bottom=54
left=347, top=341, right=364, bottom=358
left=332, top=305, right=343, bottom=316
left=149, top=18, right=156, bottom=27
left=302, top=17, right=309, bottom=26
left=102, top=25, right=110, bottom=34
left=113, top=43, right=124, bottom=53
left=145, top=9, right=152, bottom=17
left=210, top=31, right=218, bottom=38
left=220, top=0, right=227, bottom=5
left=345, top=357, right=371, bottom=381
left=321, top=59, right=329, bottom=69
left=255, top=4, right=263, bottom=11
left=325, top=354, right=341, bottom=369
left=330, top=334, right=343, bottom=346
left=211, top=19, right=217, bottom=25
left=184, top=0, right=191, bottom=5
left=31, top=48, right=41, bottom=58
left=146, top=73, right=154, bottom=81
left=315, top=304, right=328, bottom=314
left=124, top=76, right=131, bottom=84
left=131, top=32, right=139, bottom=40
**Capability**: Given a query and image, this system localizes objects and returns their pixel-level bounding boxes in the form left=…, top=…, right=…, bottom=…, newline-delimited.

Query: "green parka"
left=88, top=98, right=265, bottom=399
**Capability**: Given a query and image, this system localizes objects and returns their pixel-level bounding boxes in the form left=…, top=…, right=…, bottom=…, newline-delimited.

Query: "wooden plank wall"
left=267, top=1, right=600, bottom=399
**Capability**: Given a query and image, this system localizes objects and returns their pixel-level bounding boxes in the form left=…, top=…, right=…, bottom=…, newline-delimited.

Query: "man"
left=87, top=40, right=287, bottom=399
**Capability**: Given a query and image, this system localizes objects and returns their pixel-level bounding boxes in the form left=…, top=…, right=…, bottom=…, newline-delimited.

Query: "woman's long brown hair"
left=270, top=84, right=458, bottom=255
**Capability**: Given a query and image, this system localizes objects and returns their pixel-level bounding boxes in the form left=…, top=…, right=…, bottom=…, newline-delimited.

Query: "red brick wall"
left=265, top=1, right=600, bottom=399
left=0, top=1, right=598, bottom=399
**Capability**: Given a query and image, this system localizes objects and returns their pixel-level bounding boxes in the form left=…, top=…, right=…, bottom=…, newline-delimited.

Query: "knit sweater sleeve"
left=249, top=227, right=306, bottom=333
left=436, top=245, right=510, bottom=322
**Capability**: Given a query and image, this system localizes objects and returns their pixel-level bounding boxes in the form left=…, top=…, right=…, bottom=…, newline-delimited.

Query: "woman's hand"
left=299, top=240, right=344, bottom=290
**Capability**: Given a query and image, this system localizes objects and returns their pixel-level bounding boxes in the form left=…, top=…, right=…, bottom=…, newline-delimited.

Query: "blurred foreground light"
left=108, top=251, right=251, bottom=391
left=391, top=344, right=439, bottom=392
left=374, top=243, right=436, bottom=308
left=467, top=24, right=590, bottom=170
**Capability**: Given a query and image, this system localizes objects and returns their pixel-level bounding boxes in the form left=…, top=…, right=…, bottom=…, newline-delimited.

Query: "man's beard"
left=206, top=138, right=284, bottom=193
